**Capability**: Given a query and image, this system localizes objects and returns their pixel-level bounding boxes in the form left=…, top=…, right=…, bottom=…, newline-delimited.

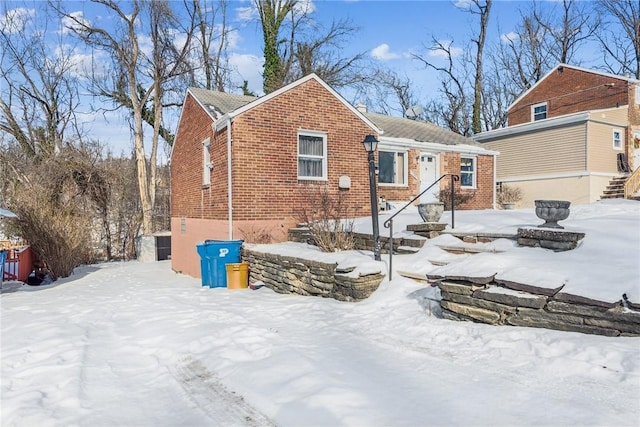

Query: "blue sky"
left=2, top=1, right=606, bottom=156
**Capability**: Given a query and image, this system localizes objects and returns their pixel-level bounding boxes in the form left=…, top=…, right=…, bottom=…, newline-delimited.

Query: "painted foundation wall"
left=171, top=217, right=297, bottom=278
left=502, top=174, right=614, bottom=207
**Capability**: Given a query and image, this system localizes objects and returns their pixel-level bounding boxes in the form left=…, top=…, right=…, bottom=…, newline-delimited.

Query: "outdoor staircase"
left=601, top=175, right=628, bottom=200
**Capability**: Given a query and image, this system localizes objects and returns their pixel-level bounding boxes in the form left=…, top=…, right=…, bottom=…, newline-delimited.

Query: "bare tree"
left=0, top=5, right=82, bottom=160
left=469, top=0, right=492, bottom=134
left=191, top=0, right=232, bottom=91
left=534, top=0, right=599, bottom=65
left=413, top=38, right=473, bottom=135
left=255, top=0, right=366, bottom=93
left=256, top=0, right=297, bottom=94
left=598, top=0, right=640, bottom=78
left=55, top=0, right=194, bottom=236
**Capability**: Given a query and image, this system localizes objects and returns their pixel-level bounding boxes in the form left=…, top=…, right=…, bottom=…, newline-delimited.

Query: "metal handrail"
left=383, top=174, right=459, bottom=280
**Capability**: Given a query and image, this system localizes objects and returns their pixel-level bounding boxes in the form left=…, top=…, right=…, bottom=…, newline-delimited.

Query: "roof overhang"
left=473, top=112, right=590, bottom=142
left=379, top=136, right=498, bottom=155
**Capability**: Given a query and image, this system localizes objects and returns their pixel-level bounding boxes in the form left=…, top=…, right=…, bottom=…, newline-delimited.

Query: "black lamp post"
left=362, top=134, right=381, bottom=261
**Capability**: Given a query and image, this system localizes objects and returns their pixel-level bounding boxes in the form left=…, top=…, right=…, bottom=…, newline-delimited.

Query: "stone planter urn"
left=417, top=202, right=444, bottom=223
left=535, top=200, right=571, bottom=229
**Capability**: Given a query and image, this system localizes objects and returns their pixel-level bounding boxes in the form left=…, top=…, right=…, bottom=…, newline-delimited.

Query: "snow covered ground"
left=2, top=200, right=639, bottom=426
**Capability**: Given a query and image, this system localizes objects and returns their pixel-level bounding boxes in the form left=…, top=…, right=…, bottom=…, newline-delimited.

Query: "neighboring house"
left=474, top=63, right=640, bottom=207
left=170, top=74, right=496, bottom=278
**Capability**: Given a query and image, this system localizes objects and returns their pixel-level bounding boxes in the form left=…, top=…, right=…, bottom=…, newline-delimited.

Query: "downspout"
left=227, top=118, right=233, bottom=239
left=493, top=153, right=497, bottom=209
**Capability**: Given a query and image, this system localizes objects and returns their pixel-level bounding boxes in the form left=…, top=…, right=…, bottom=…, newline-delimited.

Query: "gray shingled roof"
left=189, top=87, right=256, bottom=118
left=364, top=112, right=480, bottom=146
left=188, top=87, right=480, bottom=147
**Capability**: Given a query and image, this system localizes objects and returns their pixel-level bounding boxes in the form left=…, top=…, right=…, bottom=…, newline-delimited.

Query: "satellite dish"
left=405, top=105, right=423, bottom=119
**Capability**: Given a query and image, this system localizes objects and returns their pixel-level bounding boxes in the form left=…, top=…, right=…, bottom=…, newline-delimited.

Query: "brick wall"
left=441, top=153, right=494, bottom=210
left=508, top=67, right=630, bottom=126
left=228, top=79, right=375, bottom=222
left=375, top=149, right=494, bottom=210
left=171, top=93, right=219, bottom=219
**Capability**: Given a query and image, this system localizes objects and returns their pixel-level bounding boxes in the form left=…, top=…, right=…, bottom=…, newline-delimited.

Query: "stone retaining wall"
left=430, top=275, right=640, bottom=337
left=243, top=248, right=384, bottom=302
left=288, top=227, right=425, bottom=253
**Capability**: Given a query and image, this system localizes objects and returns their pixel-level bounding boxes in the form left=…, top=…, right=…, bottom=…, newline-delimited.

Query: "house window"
left=460, top=156, right=476, bottom=188
left=298, top=131, right=327, bottom=180
left=202, top=139, right=211, bottom=186
left=612, top=129, right=623, bottom=150
left=532, top=103, right=547, bottom=121
left=378, top=150, right=406, bottom=185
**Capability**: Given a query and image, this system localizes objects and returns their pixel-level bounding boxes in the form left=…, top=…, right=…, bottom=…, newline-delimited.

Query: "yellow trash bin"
left=225, top=262, right=249, bottom=289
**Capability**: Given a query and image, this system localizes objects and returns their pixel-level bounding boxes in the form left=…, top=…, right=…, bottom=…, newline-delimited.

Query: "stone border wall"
left=432, top=276, right=640, bottom=337
left=243, top=248, right=384, bottom=302
left=288, top=227, right=425, bottom=253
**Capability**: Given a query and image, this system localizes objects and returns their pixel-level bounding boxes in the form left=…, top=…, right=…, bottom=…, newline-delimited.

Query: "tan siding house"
left=475, top=64, right=640, bottom=206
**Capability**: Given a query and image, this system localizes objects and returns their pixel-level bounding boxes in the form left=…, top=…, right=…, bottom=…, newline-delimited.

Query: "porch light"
left=362, top=134, right=381, bottom=261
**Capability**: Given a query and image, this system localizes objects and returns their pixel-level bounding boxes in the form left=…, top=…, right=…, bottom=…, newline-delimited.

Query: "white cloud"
left=428, top=40, right=463, bottom=58
left=501, top=32, right=519, bottom=43
left=0, top=7, right=35, bottom=33
left=236, top=5, right=257, bottom=22
left=230, top=53, right=264, bottom=96
left=371, top=44, right=401, bottom=61
left=60, top=11, right=90, bottom=35
left=454, top=0, right=473, bottom=9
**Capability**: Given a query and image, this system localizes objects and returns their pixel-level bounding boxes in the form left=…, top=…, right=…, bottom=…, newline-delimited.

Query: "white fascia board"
left=214, top=114, right=230, bottom=132
left=473, top=112, right=589, bottom=142
left=379, top=137, right=498, bottom=155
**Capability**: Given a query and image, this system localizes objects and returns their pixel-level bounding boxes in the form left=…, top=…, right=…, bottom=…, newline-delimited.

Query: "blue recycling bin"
left=196, top=240, right=243, bottom=288
left=0, top=250, right=6, bottom=284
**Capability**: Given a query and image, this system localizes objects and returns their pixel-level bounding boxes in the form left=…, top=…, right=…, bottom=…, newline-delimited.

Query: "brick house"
left=170, top=74, right=496, bottom=277
left=474, top=64, right=640, bottom=207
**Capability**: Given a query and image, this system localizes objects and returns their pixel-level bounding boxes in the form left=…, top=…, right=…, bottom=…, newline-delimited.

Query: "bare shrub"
left=10, top=181, right=95, bottom=278
left=239, top=225, right=275, bottom=244
left=497, top=184, right=523, bottom=205
left=296, top=185, right=354, bottom=252
left=436, top=188, right=476, bottom=210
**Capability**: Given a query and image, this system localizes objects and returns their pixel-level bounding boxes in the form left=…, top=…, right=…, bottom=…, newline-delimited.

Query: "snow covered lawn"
left=2, top=200, right=639, bottom=426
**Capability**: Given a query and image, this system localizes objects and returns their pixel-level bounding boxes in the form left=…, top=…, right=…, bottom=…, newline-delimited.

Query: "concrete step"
left=435, top=244, right=507, bottom=254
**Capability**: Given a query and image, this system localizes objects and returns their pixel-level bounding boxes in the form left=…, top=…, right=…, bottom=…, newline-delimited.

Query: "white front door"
left=419, top=153, right=438, bottom=203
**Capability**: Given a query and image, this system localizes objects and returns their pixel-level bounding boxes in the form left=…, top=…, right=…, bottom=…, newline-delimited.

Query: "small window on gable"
left=613, top=129, right=623, bottom=150
left=532, top=103, right=547, bottom=121
left=203, top=139, right=211, bottom=186
left=460, top=156, right=476, bottom=188
left=378, top=150, right=407, bottom=186
left=298, top=131, right=327, bottom=180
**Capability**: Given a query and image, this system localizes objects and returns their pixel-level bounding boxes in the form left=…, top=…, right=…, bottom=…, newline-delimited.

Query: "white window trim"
left=460, top=155, right=477, bottom=189
left=202, top=138, right=211, bottom=186
left=378, top=149, right=408, bottom=187
left=531, top=102, right=548, bottom=122
left=612, top=129, right=623, bottom=150
left=297, top=130, right=328, bottom=181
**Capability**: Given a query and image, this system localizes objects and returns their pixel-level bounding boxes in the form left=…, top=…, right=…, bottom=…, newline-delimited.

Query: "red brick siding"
left=441, top=153, right=494, bottom=210
left=375, top=150, right=494, bottom=210
left=508, top=67, right=630, bottom=126
left=171, top=94, right=220, bottom=218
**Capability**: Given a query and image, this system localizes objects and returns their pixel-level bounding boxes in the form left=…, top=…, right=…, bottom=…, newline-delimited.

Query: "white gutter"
left=379, top=137, right=499, bottom=155
left=227, top=118, right=233, bottom=239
